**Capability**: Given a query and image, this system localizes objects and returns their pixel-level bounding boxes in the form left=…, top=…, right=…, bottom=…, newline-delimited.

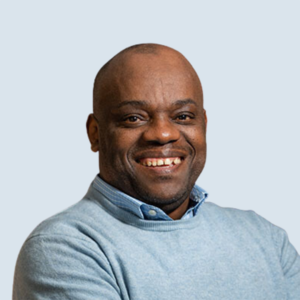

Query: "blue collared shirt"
left=93, top=175, right=208, bottom=221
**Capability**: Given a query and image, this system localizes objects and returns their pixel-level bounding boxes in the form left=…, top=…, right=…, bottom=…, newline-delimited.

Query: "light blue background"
left=1, top=1, right=299, bottom=298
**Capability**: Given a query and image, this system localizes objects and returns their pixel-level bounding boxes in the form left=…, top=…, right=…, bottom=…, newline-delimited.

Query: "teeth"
left=140, top=157, right=182, bottom=167
left=164, top=158, right=171, bottom=165
left=174, top=158, right=181, bottom=165
left=157, top=159, right=164, bottom=166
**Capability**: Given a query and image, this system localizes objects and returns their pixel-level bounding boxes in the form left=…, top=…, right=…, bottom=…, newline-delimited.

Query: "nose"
left=141, top=117, right=181, bottom=145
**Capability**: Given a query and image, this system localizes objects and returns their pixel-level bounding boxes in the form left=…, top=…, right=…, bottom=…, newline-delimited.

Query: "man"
left=13, top=44, right=300, bottom=299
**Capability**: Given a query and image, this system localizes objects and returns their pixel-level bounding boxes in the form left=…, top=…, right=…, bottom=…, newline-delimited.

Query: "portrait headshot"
left=2, top=1, right=300, bottom=299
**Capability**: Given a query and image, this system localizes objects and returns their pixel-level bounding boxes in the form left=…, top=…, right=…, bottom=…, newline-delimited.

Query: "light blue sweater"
left=13, top=179, right=300, bottom=299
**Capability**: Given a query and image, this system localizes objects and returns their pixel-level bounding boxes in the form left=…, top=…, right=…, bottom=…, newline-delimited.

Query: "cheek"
left=184, top=127, right=206, bottom=150
left=186, top=128, right=207, bottom=175
left=100, top=128, right=138, bottom=164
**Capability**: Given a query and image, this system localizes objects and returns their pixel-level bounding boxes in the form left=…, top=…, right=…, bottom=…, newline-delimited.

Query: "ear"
left=203, top=109, right=208, bottom=132
left=86, top=114, right=99, bottom=152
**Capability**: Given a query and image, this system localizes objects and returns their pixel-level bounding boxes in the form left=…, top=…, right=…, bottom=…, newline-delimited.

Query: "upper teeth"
left=157, top=159, right=164, bottom=166
left=174, top=158, right=181, bottom=165
left=141, top=157, right=182, bottom=167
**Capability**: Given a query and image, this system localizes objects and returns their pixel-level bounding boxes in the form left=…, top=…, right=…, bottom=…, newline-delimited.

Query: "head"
left=87, top=44, right=207, bottom=219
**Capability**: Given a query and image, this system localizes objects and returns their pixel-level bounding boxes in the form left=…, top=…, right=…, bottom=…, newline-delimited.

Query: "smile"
left=138, top=157, right=183, bottom=167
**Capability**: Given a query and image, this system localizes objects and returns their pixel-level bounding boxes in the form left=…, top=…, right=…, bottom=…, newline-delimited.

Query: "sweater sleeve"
left=271, top=224, right=300, bottom=299
left=13, top=234, right=122, bottom=300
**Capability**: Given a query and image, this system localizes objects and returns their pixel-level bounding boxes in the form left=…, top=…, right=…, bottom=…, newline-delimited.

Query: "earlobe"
left=86, top=114, right=100, bottom=152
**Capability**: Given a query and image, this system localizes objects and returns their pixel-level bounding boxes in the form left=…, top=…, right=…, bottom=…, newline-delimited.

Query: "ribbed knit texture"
left=13, top=180, right=300, bottom=299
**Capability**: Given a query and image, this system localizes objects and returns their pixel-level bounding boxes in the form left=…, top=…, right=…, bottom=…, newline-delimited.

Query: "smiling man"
left=13, top=44, right=300, bottom=299
left=88, top=44, right=207, bottom=220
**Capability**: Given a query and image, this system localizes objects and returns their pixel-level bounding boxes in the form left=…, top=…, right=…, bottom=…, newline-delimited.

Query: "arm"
left=272, top=225, right=300, bottom=299
left=13, top=234, right=122, bottom=300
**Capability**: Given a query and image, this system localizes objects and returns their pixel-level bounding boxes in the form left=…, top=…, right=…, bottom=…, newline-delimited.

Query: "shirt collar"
left=92, top=175, right=208, bottom=221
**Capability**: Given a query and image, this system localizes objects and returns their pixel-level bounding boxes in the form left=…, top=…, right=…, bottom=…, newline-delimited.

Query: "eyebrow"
left=115, top=98, right=198, bottom=109
left=116, top=100, right=147, bottom=109
left=173, top=99, right=198, bottom=107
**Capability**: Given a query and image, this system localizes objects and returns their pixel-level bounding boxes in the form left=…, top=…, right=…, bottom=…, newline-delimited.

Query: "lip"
left=133, top=152, right=188, bottom=175
left=138, top=161, right=182, bottom=172
left=134, top=150, right=188, bottom=162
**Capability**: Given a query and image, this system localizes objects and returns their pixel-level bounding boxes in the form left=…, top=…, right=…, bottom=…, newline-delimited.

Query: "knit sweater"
left=13, top=180, right=300, bottom=300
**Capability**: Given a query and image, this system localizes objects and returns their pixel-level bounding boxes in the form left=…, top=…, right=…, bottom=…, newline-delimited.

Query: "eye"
left=122, top=115, right=145, bottom=126
left=177, top=114, right=189, bottom=120
left=126, top=116, right=139, bottom=122
left=175, top=114, right=194, bottom=121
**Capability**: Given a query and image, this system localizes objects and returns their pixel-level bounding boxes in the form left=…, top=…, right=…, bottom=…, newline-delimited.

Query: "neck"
left=167, top=197, right=190, bottom=220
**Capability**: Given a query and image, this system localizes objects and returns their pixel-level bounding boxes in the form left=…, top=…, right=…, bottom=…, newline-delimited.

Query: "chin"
left=133, top=183, right=191, bottom=208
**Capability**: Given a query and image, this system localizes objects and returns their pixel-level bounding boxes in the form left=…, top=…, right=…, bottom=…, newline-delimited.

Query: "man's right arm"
left=13, top=234, right=122, bottom=300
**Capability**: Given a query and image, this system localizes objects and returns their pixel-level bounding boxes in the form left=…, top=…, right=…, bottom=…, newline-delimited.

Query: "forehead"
left=99, top=52, right=203, bottom=111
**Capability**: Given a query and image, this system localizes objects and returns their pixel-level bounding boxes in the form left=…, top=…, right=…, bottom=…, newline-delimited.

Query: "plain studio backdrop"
left=1, top=1, right=299, bottom=298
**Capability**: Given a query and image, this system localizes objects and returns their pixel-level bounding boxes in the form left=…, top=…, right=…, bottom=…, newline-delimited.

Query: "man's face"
left=90, top=52, right=207, bottom=214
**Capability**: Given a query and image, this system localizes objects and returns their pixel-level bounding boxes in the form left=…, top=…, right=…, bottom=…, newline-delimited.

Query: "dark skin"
left=87, top=45, right=207, bottom=220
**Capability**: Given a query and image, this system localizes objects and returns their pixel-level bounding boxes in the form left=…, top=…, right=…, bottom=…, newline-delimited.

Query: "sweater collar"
left=92, top=175, right=208, bottom=221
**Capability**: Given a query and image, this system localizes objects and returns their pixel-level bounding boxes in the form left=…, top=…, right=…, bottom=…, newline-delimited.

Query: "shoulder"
left=26, top=195, right=107, bottom=246
left=15, top=196, right=114, bottom=282
left=201, top=201, right=287, bottom=246
left=13, top=197, right=121, bottom=299
left=202, top=200, right=272, bottom=225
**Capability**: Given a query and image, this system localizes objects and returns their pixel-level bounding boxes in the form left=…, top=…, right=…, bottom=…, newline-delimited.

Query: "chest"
left=99, top=227, right=287, bottom=300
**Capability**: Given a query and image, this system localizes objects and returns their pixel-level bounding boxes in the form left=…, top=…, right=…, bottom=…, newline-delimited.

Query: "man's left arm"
left=272, top=224, right=300, bottom=299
